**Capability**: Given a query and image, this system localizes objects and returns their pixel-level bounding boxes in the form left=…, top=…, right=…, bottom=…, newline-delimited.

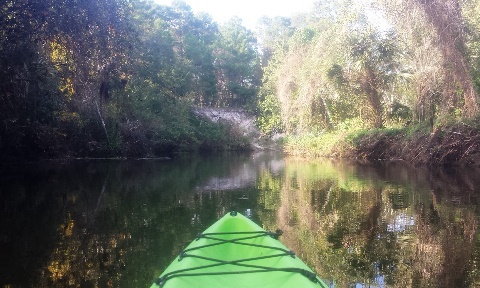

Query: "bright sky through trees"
left=153, top=0, right=316, bottom=30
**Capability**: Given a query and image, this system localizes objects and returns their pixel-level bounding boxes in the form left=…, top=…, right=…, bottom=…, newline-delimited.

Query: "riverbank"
left=0, top=108, right=253, bottom=162
left=285, top=121, right=480, bottom=167
left=4, top=103, right=480, bottom=167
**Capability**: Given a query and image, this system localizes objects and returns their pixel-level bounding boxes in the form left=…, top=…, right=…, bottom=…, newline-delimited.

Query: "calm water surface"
left=2, top=152, right=480, bottom=287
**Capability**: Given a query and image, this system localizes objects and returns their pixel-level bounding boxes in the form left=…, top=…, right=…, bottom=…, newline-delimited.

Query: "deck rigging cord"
left=153, top=219, right=328, bottom=288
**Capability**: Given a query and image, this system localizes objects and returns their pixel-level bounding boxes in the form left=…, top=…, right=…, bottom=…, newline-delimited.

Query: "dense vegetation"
left=256, top=0, right=480, bottom=165
left=2, top=0, right=480, bottom=163
left=0, top=0, right=259, bottom=159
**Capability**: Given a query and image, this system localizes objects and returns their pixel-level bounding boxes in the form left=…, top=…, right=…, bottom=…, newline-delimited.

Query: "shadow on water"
left=1, top=154, right=480, bottom=287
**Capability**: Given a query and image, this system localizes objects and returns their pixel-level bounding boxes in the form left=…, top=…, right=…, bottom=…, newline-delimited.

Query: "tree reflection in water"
left=258, top=159, right=480, bottom=287
left=1, top=154, right=480, bottom=287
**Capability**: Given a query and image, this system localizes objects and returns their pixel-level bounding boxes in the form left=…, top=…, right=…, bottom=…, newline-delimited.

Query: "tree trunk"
left=362, top=70, right=383, bottom=128
left=95, top=100, right=109, bottom=144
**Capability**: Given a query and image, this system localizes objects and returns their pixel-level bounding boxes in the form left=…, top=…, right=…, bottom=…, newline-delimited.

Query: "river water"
left=1, top=152, right=480, bottom=287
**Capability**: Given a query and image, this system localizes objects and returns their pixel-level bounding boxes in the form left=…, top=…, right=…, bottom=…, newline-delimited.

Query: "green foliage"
left=387, top=101, right=412, bottom=123
left=290, top=28, right=316, bottom=45
left=214, top=18, right=261, bottom=109
left=462, top=0, right=480, bottom=94
left=256, top=16, right=294, bottom=64
left=184, top=33, right=217, bottom=105
left=346, top=127, right=403, bottom=146
left=257, top=0, right=405, bottom=139
left=257, top=0, right=428, bottom=159
left=284, top=129, right=358, bottom=158
left=0, top=0, right=261, bottom=160
left=335, top=117, right=369, bottom=132
left=0, top=38, right=63, bottom=159
left=256, top=90, right=283, bottom=135
left=343, top=28, right=402, bottom=128
left=327, top=64, right=347, bottom=87
left=3, top=0, right=480, bottom=160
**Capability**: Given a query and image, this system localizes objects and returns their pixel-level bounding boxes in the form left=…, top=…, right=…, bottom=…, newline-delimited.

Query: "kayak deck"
left=151, top=211, right=328, bottom=288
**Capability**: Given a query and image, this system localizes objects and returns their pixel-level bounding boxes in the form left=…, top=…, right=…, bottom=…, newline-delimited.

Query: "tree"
left=0, top=0, right=134, bottom=158
left=257, top=0, right=366, bottom=135
left=415, top=0, right=478, bottom=118
left=214, top=17, right=261, bottom=108
left=380, top=0, right=479, bottom=120
left=462, top=0, right=480, bottom=104
left=256, top=16, right=294, bottom=66
left=42, top=0, right=133, bottom=148
left=183, top=13, right=219, bottom=106
left=342, top=26, right=402, bottom=128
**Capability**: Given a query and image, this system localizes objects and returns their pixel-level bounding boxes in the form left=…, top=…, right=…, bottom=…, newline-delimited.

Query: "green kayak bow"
left=151, top=211, right=329, bottom=288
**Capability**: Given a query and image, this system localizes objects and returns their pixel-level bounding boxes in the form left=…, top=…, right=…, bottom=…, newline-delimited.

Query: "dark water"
left=1, top=153, right=480, bottom=288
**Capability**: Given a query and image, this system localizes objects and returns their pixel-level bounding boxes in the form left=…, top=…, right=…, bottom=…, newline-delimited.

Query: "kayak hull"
left=151, top=211, right=328, bottom=288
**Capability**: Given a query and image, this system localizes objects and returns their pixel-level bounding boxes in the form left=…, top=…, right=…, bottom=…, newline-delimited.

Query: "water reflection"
left=195, top=152, right=284, bottom=191
left=0, top=155, right=480, bottom=287
left=267, top=159, right=480, bottom=288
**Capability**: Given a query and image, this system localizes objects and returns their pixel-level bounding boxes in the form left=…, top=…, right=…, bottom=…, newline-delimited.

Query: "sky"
left=153, top=0, right=316, bottom=30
